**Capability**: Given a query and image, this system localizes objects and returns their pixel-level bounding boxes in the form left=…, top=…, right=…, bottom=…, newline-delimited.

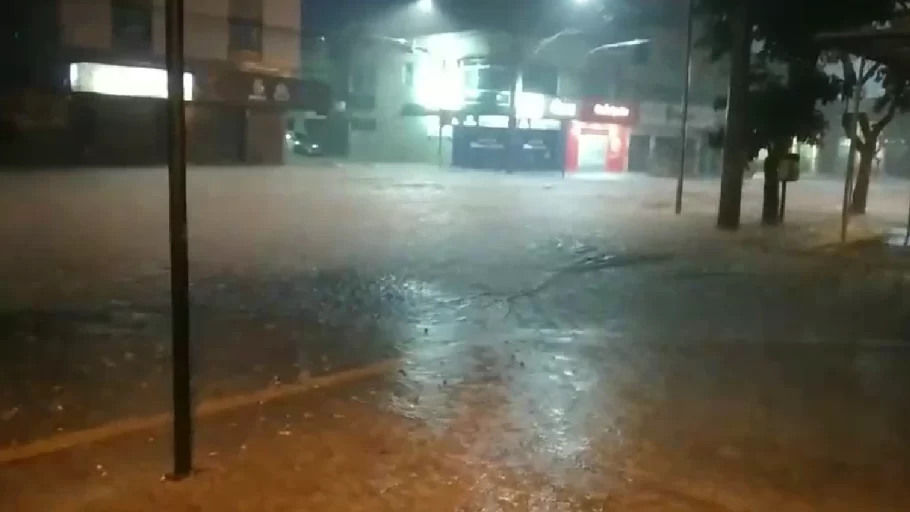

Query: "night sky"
left=301, top=0, right=601, bottom=38
left=304, top=0, right=413, bottom=30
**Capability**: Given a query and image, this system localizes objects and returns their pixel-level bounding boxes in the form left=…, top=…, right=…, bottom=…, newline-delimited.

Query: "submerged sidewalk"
left=3, top=329, right=909, bottom=512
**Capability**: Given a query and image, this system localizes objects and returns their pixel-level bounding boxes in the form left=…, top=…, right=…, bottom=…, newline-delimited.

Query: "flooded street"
left=1, top=167, right=909, bottom=510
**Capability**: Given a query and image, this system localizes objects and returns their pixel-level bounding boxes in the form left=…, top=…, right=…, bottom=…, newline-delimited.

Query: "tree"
left=840, top=58, right=910, bottom=214
left=744, top=59, right=840, bottom=224
left=696, top=0, right=900, bottom=225
left=709, top=58, right=840, bottom=224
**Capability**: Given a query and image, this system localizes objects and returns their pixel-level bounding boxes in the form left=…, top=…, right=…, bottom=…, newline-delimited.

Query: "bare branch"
left=861, top=62, right=882, bottom=83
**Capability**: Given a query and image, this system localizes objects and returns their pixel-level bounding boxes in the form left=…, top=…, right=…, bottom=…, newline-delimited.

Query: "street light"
left=675, top=0, right=695, bottom=215
left=584, top=38, right=650, bottom=56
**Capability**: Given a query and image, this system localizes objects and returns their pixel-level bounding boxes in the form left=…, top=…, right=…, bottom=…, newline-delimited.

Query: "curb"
left=0, top=359, right=400, bottom=464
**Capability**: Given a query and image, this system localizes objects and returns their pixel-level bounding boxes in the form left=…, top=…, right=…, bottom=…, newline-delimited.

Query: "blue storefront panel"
left=452, top=125, right=565, bottom=171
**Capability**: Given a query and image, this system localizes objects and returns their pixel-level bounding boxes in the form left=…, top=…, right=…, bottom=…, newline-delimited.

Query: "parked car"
left=286, top=131, right=322, bottom=156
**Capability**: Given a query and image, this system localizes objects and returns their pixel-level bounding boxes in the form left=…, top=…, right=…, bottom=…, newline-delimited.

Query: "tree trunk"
left=717, top=0, right=750, bottom=230
left=762, top=149, right=781, bottom=225
left=850, top=147, right=875, bottom=215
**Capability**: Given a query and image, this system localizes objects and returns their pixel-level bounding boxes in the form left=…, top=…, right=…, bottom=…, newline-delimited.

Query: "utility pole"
left=507, top=38, right=522, bottom=173
left=437, top=114, right=444, bottom=167
left=165, top=0, right=193, bottom=480
left=717, top=0, right=750, bottom=230
left=675, top=0, right=695, bottom=215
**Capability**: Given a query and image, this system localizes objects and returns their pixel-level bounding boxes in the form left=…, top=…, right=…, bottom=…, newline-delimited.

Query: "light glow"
left=549, top=98, right=578, bottom=117
left=417, top=0, right=433, bottom=13
left=414, top=57, right=463, bottom=111
left=515, top=91, right=546, bottom=120
left=69, top=62, right=194, bottom=101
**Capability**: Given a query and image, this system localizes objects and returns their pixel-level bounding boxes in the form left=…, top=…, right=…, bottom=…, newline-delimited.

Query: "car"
left=286, top=131, right=323, bottom=156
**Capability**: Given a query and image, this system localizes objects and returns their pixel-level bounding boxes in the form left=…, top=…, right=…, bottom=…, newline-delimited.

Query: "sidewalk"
left=3, top=331, right=909, bottom=512
left=0, top=374, right=690, bottom=512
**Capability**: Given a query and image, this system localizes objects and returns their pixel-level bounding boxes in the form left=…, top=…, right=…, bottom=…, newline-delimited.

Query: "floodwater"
left=0, top=168, right=908, bottom=510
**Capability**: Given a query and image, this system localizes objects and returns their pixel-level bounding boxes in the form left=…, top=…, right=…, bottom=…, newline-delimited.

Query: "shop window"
left=111, top=0, right=152, bottom=53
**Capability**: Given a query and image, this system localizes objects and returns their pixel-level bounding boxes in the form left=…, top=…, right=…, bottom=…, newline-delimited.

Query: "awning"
left=816, top=26, right=910, bottom=69
left=194, top=69, right=331, bottom=114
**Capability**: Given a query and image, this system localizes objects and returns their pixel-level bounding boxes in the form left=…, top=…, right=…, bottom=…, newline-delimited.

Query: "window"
left=228, top=0, right=263, bottom=57
left=350, top=118, right=377, bottom=131
left=111, top=0, right=152, bottom=53
left=633, top=43, right=651, bottom=65
left=229, top=18, right=262, bottom=56
left=522, top=64, right=558, bottom=96
left=350, top=64, right=377, bottom=94
left=403, top=62, right=414, bottom=87
left=463, top=65, right=513, bottom=93
left=346, top=93, right=376, bottom=111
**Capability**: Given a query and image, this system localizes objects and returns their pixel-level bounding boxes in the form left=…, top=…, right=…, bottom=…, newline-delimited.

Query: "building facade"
left=325, top=29, right=564, bottom=165
left=574, top=20, right=729, bottom=176
left=317, top=15, right=730, bottom=174
left=2, top=0, right=330, bottom=166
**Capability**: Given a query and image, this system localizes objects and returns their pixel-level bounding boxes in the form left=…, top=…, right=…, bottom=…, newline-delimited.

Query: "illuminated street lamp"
left=417, top=0, right=433, bottom=13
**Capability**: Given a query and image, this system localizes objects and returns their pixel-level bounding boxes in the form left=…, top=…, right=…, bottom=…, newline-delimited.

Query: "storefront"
left=192, top=68, right=330, bottom=164
left=564, top=100, right=638, bottom=173
left=450, top=99, right=566, bottom=171
left=62, top=61, right=330, bottom=165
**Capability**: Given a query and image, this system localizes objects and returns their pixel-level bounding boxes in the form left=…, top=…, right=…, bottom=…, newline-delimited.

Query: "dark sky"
left=304, top=0, right=411, bottom=31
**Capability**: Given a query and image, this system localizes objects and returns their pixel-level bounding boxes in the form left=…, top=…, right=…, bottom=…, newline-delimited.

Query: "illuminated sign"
left=69, top=62, right=194, bottom=101
left=593, top=103, right=631, bottom=117
left=549, top=98, right=577, bottom=117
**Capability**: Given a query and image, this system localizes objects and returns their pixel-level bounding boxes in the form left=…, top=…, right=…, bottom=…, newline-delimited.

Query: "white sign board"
left=593, top=103, right=631, bottom=117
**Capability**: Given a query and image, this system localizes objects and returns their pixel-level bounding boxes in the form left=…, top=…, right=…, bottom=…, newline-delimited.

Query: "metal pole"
left=437, top=117, right=443, bottom=167
left=165, top=0, right=192, bottom=480
left=904, top=186, right=910, bottom=246
left=675, top=0, right=695, bottom=215
left=841, top=61, right=863, bottom=243
left=508, top=74, right=519, bottom=173
left=778, top=181, right=787, bottom=223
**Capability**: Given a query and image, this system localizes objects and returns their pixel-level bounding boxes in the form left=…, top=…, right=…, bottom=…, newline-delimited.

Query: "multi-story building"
left=321, top=29, right=567, bottom=165
left=2, top=0, right=330, bottom=165
left=312, top=1, right=730, bottom=174
left=576, top=19, right=729, bottom=175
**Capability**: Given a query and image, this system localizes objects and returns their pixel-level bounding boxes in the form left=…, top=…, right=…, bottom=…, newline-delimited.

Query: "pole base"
left=163, top=469, right=196, bottom=482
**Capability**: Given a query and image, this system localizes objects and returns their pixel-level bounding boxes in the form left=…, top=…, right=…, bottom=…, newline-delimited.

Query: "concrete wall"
left=346, top=43, right=445, bottom=164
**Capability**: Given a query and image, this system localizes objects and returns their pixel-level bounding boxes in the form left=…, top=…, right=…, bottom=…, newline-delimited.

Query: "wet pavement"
left=0, top=168, right=909, bottom=509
